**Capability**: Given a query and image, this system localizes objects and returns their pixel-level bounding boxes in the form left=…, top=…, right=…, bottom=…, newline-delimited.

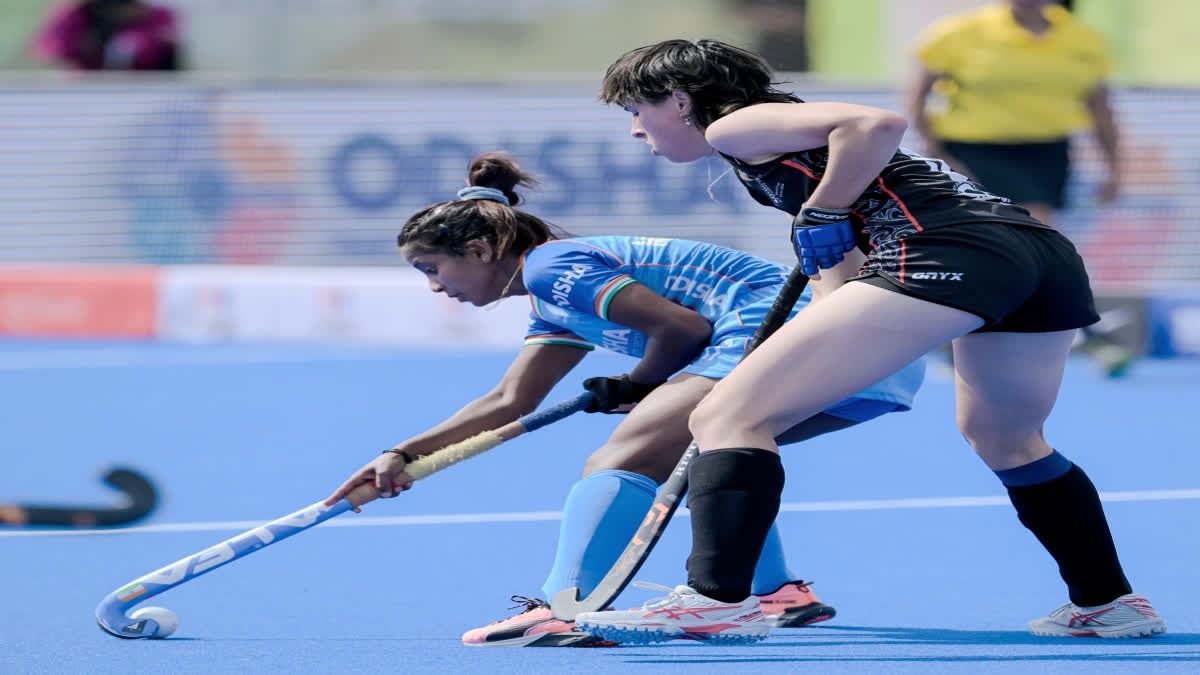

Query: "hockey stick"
left=0, top=468, right=158, bottom=528
left=552, top=266, right=810, bottom=619
left=95, top=391, right=594, bottom=639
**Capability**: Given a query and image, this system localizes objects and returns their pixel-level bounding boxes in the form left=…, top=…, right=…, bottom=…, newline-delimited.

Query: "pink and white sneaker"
left=756, top=580, right=836, bottom=627
left=462, top=596, right=619, bottom=647
left=575, top=582, right=770, bottom=645
left=1028, top=593, right=1166, bottom=638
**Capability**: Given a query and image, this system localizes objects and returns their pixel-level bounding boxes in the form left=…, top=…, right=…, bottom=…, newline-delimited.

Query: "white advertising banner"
left=157, top=266, right=530, bottom=348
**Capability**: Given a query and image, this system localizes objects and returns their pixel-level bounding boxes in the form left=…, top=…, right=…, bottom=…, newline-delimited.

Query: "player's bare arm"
left=604, top=281, right=713, bottom=385
left=705, top=103, right=907, bottom=209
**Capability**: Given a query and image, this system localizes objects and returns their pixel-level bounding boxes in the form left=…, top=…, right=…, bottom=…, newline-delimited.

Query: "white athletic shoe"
left=1029, top=593, right=1166, bottom=638
left=574, top=582, right=770, bottom=645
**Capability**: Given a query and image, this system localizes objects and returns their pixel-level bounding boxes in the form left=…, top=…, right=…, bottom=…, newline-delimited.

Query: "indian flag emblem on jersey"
left=116, top=583, right=148, bottom=602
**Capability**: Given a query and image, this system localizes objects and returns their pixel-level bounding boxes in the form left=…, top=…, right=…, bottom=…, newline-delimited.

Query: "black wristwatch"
left=383, top=449, right=415, bottom=463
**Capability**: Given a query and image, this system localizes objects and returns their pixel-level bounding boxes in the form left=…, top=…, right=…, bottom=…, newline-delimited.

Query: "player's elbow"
left=832, top=111, right=907, bottom=155
left=866, top=112, right=908, bottom=143
left=486, top=386, right=540, bottom=419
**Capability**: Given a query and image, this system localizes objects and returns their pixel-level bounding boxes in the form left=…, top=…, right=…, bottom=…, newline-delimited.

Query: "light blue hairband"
left=457, top=186, right=510, bottom=206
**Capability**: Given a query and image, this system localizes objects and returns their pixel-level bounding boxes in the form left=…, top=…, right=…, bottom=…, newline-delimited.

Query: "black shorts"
left=942, top=139, right=1070, bottom=209
left=853, top=222, right=1099, bottom=333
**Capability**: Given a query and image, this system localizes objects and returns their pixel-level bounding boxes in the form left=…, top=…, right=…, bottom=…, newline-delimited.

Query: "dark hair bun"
left=467, top=152, right=539, bottom=206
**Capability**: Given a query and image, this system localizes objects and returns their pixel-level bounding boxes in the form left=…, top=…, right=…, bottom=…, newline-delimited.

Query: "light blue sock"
left=541, top=469, right=657, bottom=600
left=751, top=523, right=795, bottom=596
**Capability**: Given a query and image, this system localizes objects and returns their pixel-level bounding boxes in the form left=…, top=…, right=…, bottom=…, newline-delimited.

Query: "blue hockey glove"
left=791, top=205, right=857, bottom=276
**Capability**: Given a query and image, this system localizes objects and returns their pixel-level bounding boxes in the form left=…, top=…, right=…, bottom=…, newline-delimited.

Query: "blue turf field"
left=1, top=341, right=1197, bottom=673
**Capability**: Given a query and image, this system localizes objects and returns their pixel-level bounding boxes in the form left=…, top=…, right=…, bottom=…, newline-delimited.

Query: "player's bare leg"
left=953, top=330, right=1164, bottom=637
left=951, top=330, right=1072, bottom=470
left=691, top=282, right=981, bottom=451
left=583, top=373, right=714, bottom=482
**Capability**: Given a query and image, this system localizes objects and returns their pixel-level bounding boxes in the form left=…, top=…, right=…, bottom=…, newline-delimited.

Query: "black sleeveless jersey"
left=724, top=146, right=1052, bottom=254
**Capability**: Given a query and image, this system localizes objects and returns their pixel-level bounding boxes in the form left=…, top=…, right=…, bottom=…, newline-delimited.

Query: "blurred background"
left=0, top=0, right=1197, bottom=353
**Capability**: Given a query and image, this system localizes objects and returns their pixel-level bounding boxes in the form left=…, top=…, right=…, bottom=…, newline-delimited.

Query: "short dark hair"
left=600, top=38, right=801, bottom=127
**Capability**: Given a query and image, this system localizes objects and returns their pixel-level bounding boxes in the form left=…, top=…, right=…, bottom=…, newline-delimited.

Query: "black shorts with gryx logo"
left=852, top=222, right=1100, bottom=333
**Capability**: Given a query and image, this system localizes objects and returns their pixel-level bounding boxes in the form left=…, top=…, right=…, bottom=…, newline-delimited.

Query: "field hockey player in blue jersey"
left=569, top=38, right=1165, bottom=644
left=325, top=152, right=925, bottom=647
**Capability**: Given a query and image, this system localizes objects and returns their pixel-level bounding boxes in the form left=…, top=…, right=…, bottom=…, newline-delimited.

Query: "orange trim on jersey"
left=525, top=332, right=590, bottom=344
left=875, top=177, right=923, bottom=231
left=850, top=209, right=869, bottom=233
left=782, top=159, right=821, bottom=180
left=899, top=239, right=907, bottom=282
left=593, top=275, right=633, bottom=316
left=735, top=311, right=746, bottom=327
left=525, top=337, right=595, bottom=351
left=530, top=293, right=556, bottom=319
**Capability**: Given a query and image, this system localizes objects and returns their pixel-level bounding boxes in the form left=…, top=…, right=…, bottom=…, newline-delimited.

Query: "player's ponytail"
left=398, top=152, right=567, bottom=259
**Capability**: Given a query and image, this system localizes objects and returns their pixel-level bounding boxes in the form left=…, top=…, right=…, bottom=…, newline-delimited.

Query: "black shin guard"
left=685, top=448, right=785, bottom=603
left=1007, top=464, right=1132, bottom=606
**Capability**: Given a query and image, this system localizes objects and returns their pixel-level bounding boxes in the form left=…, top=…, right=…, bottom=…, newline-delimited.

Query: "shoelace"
left=1048, top=598, right=1137, bottom=618
left=481, top=595, right=546, bottom=627
left=631, top=581, right=694, bottom=609
left=506, top=595, right=547, bottom=613
left=779, top=580, right=816, bottom=593
left=1046, top=602, right=1075, bottom=618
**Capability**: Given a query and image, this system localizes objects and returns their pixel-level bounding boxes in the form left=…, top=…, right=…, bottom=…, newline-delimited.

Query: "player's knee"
left=687, top=397, right=721, bottom=443
left=957, top=413, right=998, bottom=450
left=690, top=390, right=761, bottom=442
left=957, top=414, right=1042, bottom=457
left=582, top=447, right=621, bottom=476
left=581, top=445, right=674, bottom=483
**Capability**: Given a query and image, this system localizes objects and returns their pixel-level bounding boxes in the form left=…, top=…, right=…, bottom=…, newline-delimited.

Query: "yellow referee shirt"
left=915, top=3, right=1111, bottom=142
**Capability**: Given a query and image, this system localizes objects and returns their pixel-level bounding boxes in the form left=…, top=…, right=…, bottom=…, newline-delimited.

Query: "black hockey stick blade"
left=0, top=467, right=158, bottom=527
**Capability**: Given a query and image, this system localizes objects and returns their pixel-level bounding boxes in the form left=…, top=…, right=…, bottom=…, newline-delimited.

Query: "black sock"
left=685, top=448, right=785, bottom=603
left=1006, top=464, right=1132, bottom=606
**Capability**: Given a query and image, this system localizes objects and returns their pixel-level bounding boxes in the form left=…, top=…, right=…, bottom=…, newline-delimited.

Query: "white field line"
left=3, top=489, right=1198, bottom=538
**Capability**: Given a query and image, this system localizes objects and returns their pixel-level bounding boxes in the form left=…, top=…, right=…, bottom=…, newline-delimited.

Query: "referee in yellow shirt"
left=907, top=0, right=1132, bottom=377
